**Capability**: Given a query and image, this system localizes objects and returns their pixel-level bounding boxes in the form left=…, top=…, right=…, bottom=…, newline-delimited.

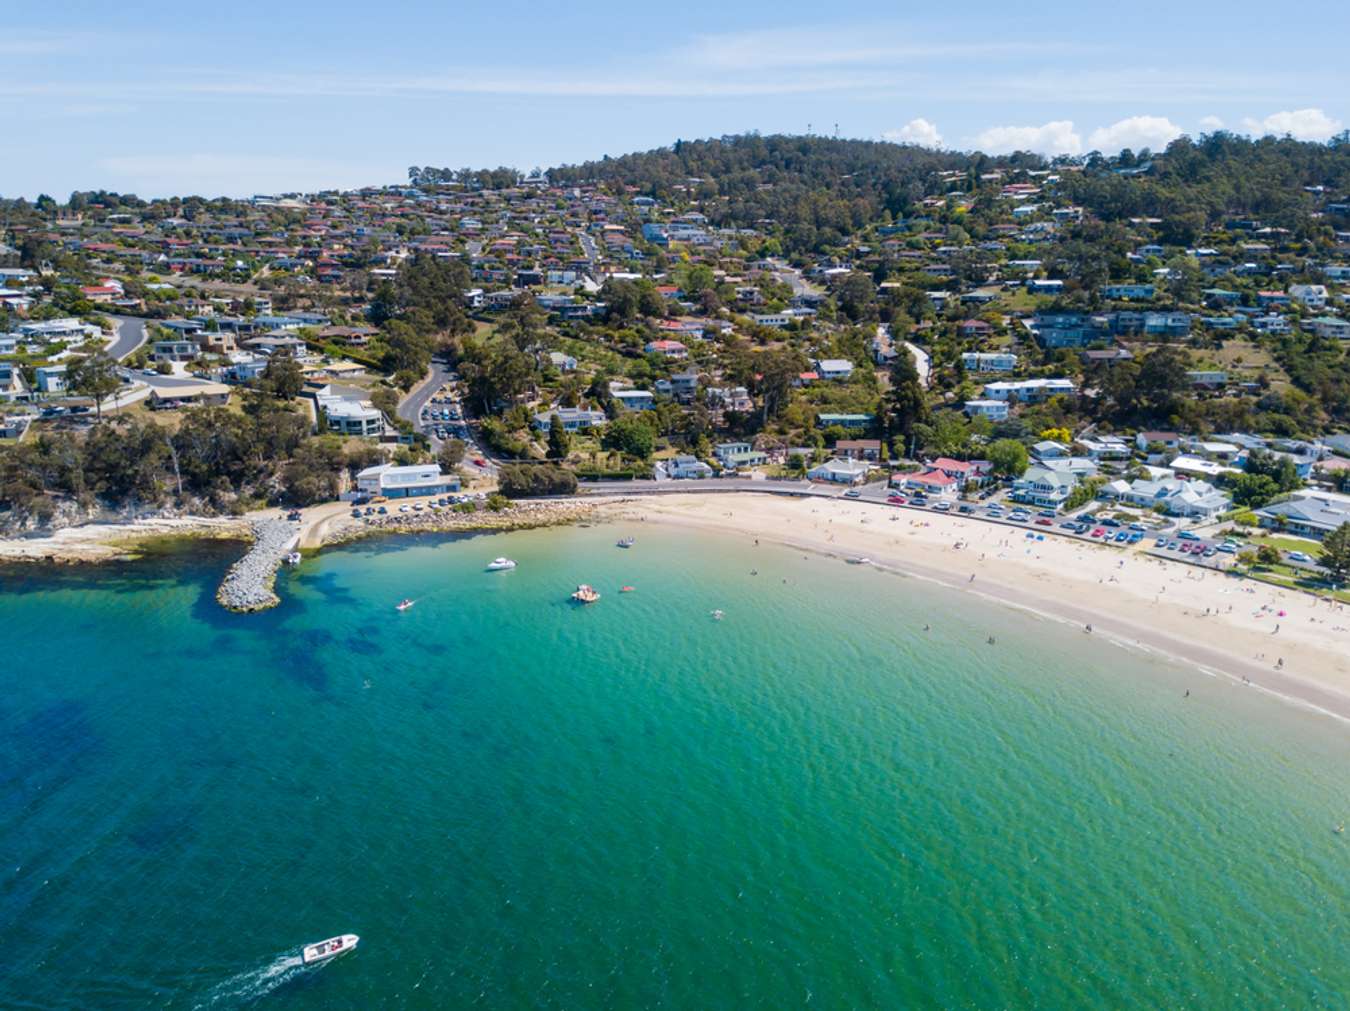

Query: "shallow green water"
left=1, top=525, right=1347, bottom=1009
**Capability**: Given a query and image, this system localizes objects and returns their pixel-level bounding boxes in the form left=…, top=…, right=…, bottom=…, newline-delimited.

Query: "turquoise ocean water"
left=1, top=525, right=1347, bottom=1009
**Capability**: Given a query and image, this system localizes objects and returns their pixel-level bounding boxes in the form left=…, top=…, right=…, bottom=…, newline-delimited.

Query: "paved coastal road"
left=105, top=316, right=148, bottom=360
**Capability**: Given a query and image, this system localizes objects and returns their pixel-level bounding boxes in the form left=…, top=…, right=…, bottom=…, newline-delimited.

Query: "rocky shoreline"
left=214, top=518, right=300, bottom=613
left=317, top=499, right=604, bottom=549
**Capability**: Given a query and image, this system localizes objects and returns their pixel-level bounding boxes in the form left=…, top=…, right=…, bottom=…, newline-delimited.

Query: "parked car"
left=844, top=489, right=861, bottom=498
left=1114, top=531, right=1129, bottom=542
left=933, top=501, right=952, bottom=511
left=957, top=504, right=974, bottom=514
left=887, top=495, right=907, bottom=505
left=1099, top=517, right=1121, bottom=528
left=1287, top=551, right=1313, bottom=563
left=1177, top=530, right=1200, bottom=541
left=1037, top=509, right=1056, bottom=518
left=1129, top=523, right=1147, bottom=532
left=1155, top=536, right=1168, bottom=546
left=1217, top=543, right=1237, bottom=554
left=1036, top=518, right=1053, bottom=526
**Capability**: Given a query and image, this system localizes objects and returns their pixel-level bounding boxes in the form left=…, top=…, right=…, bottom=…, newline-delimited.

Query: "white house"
left=1010, top=464, right=1078, bottom=509
left=1076, top=435, right=1132, bottom=460
left=666, top=455, right=714, bottom=479
left=982, top=378, right=1076, bottom=403
left=533, top=407, right=606, bottom=431
left=964, top=399, right=1010, bottom=421
left=1289, top=284, right=1328, bottom=309
left=356, top=463, right=454, bottom=499
left=808, top=458, right=871, bottom=484
left=1099, top=477, right=1230, bottom=518
left=715, top=441, right=766, bottom=468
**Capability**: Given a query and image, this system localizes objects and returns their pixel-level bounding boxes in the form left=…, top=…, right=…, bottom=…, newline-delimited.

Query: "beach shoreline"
left=5, top=491, right=1349, bottom=723
left=599, top=493, right=1350, bottom=725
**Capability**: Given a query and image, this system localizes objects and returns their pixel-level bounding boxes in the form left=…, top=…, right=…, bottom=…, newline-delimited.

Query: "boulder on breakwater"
left=215, top=518, right=298, bottom=612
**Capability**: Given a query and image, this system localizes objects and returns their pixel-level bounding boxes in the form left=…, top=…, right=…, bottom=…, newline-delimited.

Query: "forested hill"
left=548, top=133, right=1350, bottom=249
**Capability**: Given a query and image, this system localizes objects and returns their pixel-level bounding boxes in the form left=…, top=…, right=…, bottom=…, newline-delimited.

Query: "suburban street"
left=105, top=315, right=148, bottom=360
left=399, top=359, right=496, bottom=476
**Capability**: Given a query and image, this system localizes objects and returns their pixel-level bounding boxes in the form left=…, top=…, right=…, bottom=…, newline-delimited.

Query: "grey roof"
left=1257, top=496, right=1350, bottom=532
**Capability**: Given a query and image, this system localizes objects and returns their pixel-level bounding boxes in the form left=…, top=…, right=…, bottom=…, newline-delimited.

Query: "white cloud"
left=1085, top=115, right=1182, bottom=153
left=973, top=120, right=1082, bottom=155
left=883, top=118, right=942, bottom=147
left=1198, top=115, right=1224, bottom=131
left=1241, top=108, right=1343, bottom=141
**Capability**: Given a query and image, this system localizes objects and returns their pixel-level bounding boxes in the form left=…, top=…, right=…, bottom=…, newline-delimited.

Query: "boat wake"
left=192, top=950, right=314, bottom=1008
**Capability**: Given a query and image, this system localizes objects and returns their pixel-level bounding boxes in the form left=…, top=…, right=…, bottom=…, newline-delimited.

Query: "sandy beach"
left=611, top=493, right=1350, bottom=723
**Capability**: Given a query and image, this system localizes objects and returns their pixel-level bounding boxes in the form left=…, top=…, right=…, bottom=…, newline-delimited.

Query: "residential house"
left=1075, top=435, right=1132, bottom=461
left=808, top=458, right=872, bottom=485
left=532, top=407, right=606, bottom=431
left=964, top=399, right=1009, bottom=421
left=151, top=339, right=198, bottom=363
left=835, top=439, right=882, bottom=461
left=957, top=319, right=994, bottom=338
left=1135, top=430, right=1183, bottom=453
left=961, top=351, right=1017, bottom=372
left=1254, top=492, right=1350, bottom=539
left=1102, top=284, right=1156, bottom=300
left=715, top=441, right=767, bottom=469
left=817, top=413, right=874, bottom=430
left=900, top=468, right=960, bottom=498
left=1288, top=284, right=1328, bottom=309
left=982, top=378, right=1076, bottom=403
left=612, top=389, right=656, bottom=412
left=1099, top=477, right=1231, bottom=518
left=644, top=339, right=689, bottom=359
left=34, top=365, right=68, bottom=394
left=149, top=382, right=232, bottom=409
left=1010, top=464, right=1078, bottom=509
left=1308, top=316, right=1350, bottom=340
left=666, top=455, right=714, bottom=479
left=928, top=457, right=991, bottom=486
left=814, top=359, right=855, bottom=380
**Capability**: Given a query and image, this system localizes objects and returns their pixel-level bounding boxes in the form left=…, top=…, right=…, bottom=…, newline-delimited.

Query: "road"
left=105, top=316, right=148, bottom=360
left=903, top=341, right=931, bottom=387
left=397, top=360, right=452, bottom=428
left=768, top=258, right=823, bottom=298
left=398, top=360, right=496, bottom=476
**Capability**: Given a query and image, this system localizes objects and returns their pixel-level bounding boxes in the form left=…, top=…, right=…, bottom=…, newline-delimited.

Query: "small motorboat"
left=486, top=558, right=517, bottom=571
left=710, top=609, right=725, bottom=620
left=620, top=585, right=635, bottom=593
left=284, top=551, right=302, bottom=566
left=302, top=934, right=359, bottom=965
left=395, top=598, right=415, bottom=611
left=616, top=537, right=635, bottom=548
left=571, top=584, right=600, bottom=604
left=846, top=557, right=872, bottom=566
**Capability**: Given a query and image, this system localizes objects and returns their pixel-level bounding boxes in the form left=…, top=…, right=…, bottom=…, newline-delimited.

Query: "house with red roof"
left=644, top=338, right=689, bottom=359
left=895, top=468, right=960, bottom=498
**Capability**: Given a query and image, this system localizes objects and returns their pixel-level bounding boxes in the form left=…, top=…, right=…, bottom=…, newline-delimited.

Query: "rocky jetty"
left=215, top=518, right=299, bottom=612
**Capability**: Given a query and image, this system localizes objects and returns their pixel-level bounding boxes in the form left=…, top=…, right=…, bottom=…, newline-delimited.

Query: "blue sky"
left=4, top=0, right=1346, bottom=198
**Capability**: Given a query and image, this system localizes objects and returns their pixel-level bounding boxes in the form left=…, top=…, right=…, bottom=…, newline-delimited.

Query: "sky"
left=4, top=0, right=1346, bottom=199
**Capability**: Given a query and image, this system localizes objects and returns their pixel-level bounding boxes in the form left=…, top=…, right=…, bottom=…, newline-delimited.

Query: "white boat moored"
left=301, top=933, right=359, bottom=965
left=486, top=558, right=517, bottom=571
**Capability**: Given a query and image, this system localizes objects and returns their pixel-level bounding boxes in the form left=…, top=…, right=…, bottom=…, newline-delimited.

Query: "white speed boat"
left=301, top=934, right=359, bottom=965
left=486, top=558, right=517, bottom=571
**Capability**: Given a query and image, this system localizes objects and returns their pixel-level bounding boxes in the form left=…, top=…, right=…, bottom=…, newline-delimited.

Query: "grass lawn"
left=1226, top=530, right=1323, bottom=554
